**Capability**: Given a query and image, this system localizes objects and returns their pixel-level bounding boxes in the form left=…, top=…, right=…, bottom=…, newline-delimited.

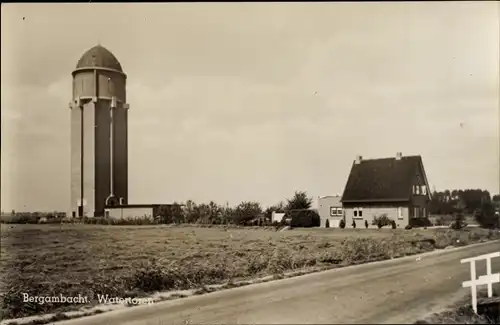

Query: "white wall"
left=271, top=211, right=286, bottom=223
left=344, top=205, right=409, bottom=228
left=106, top=207, right=154, bottom=220
left=318, top=196, right=343, bottom=228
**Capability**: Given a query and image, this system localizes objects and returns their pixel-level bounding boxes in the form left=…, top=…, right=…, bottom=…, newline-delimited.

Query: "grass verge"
left=416, top=290, right=500, bottom=324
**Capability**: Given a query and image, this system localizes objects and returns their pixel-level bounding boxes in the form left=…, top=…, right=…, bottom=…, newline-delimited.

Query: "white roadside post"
left=461, top=252, right=500, bottom=313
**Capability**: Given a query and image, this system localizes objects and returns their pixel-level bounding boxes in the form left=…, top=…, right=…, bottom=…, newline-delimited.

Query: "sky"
left=1, top=2, right=499, bottom=212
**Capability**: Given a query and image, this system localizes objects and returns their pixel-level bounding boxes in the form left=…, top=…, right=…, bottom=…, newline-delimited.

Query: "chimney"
left=355, top=155, right=363, bottom=164
left=396, top=152, right=402, bottom=160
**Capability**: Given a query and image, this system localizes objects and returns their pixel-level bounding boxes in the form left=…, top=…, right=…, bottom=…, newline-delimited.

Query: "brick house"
left=341, top=152, right=432, bottom=228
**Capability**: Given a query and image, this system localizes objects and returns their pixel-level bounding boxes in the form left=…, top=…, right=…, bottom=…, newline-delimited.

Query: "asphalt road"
left=57, top=241, right=500, bottom=325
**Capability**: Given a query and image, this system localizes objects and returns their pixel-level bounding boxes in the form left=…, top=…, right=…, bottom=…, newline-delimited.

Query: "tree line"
left=1, top=191, right=316, bottom=226
left=157, top=191, right=314, bottom=226
left=4, top=189, right=499, bottom=228
left=429, top=189, right=500, bottom=228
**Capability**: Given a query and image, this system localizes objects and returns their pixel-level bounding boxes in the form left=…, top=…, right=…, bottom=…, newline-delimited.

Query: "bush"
left=339, top=219, right=346, bottom=229
left=391, top=220, right=397, bottom=229
left=287, top=210, right=320, bottom=228
left=405, top=224, right=413, bottom=230
left=352, top=220, right=356, bottom=229
left=409, top=217, right=433, bottom=228
left=374, top=214, right=392, bottom=228
left=325, top=219, right=330, bottom=228
left=365, top=220, right=368, bottom=229
left=450, top=214, right=467, bottom=230
left=475, top=201, right=499, bottom=229
left=434, top=216, right=447, bottom=226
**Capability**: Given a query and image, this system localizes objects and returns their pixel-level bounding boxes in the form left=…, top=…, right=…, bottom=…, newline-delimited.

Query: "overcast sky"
left=1, top=2, right=499, bottom=212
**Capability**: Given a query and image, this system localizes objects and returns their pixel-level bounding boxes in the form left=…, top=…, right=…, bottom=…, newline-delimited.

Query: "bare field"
left=1, top=224, right=499, bottom=321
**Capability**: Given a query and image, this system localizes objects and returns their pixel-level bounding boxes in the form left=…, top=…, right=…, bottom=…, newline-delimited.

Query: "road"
left=57, top=241, right=500, bottom=325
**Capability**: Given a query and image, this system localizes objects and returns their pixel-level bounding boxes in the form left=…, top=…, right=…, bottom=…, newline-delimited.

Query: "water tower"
left=69, top=45, right=129, bottom=217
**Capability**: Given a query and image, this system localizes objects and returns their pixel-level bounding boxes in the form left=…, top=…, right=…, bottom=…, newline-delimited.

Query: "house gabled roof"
left=341, top=155, right=425, bottom=203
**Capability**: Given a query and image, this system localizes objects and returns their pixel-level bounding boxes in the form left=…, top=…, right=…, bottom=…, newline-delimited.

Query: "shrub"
left=287, top=210, right=320, bottom=228
left=232, top=202, right=263, bottom=226
left=409, top=217, right=433, bottom=228
left=325, top=219, right=330, bottom=228
left=450, top=213, right=467, bottom=230
left=339, top=219, right=346, bottom=229
left=405, top=224, right=413, bottom=230
left=475, top=201, right=499, bottom=229
left=435, top=216, right=447, bottom=226
left=365, top=220, right=368, bottom=229
left=391, top=220, right=397, bottom=229
left=374, top=214, right=392, bottom=228
left=352, top=220, right=356, bottom=229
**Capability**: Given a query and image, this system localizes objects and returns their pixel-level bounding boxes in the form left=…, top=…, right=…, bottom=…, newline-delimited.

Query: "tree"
left=475, top=199, right=498, bottom=229
left=429, top=190, right=455, bottom=214
left=352, top=220, right=356, bottom=229
left=220, top=202, right=234, bottom=225
left=170, top=202, right=184, bottom=223
left=194, top=203, right=212, bottom=224
left=492, top=195, right=500, bottom=212
left=207, top=201, right=222, bottom=224
left=232, top=201, right=262, bottom=225
left=286, top=191, right=312, bottom=211
left=325, top=219, right=330, bottom=228
left=156, top=204, right=183, bottom=224
left=339, top=219, right=346, bottom=229
left=429, top=189, right=492, bottom=216
left=365, top=220, right=368, bottom=229
left=182, top=200, right=198, bottom=223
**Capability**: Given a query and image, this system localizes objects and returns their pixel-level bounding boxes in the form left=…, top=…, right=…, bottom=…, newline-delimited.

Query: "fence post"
left=461, top=252, right=500, bottom=313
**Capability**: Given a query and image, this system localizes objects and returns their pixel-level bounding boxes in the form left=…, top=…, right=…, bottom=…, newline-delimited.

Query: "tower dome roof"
left=75, top=45, right=123, bottom=72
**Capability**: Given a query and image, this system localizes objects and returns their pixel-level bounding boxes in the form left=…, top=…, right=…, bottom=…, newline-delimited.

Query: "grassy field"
left=1, top=224, right=500, bottom=321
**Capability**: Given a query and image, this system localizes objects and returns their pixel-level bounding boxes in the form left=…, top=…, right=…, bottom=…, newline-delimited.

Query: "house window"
left=422, top=207, right=426, bottom=218
left=336, top=208, right=343, bottom=216
left=421, top=186, right=427, bottom=195
left=414, top=207, right=418, bottom=218
left=353, top=208, right=363, bottom=219
left=416, top=185, right=420, bottom=195
left=330, top=207, right=337, bottom=216
left=398, top=207, right=404, bottom=220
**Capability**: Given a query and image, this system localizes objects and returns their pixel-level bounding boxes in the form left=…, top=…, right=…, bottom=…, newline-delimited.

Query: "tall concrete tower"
left=70, top=45, right=129, bottom=217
